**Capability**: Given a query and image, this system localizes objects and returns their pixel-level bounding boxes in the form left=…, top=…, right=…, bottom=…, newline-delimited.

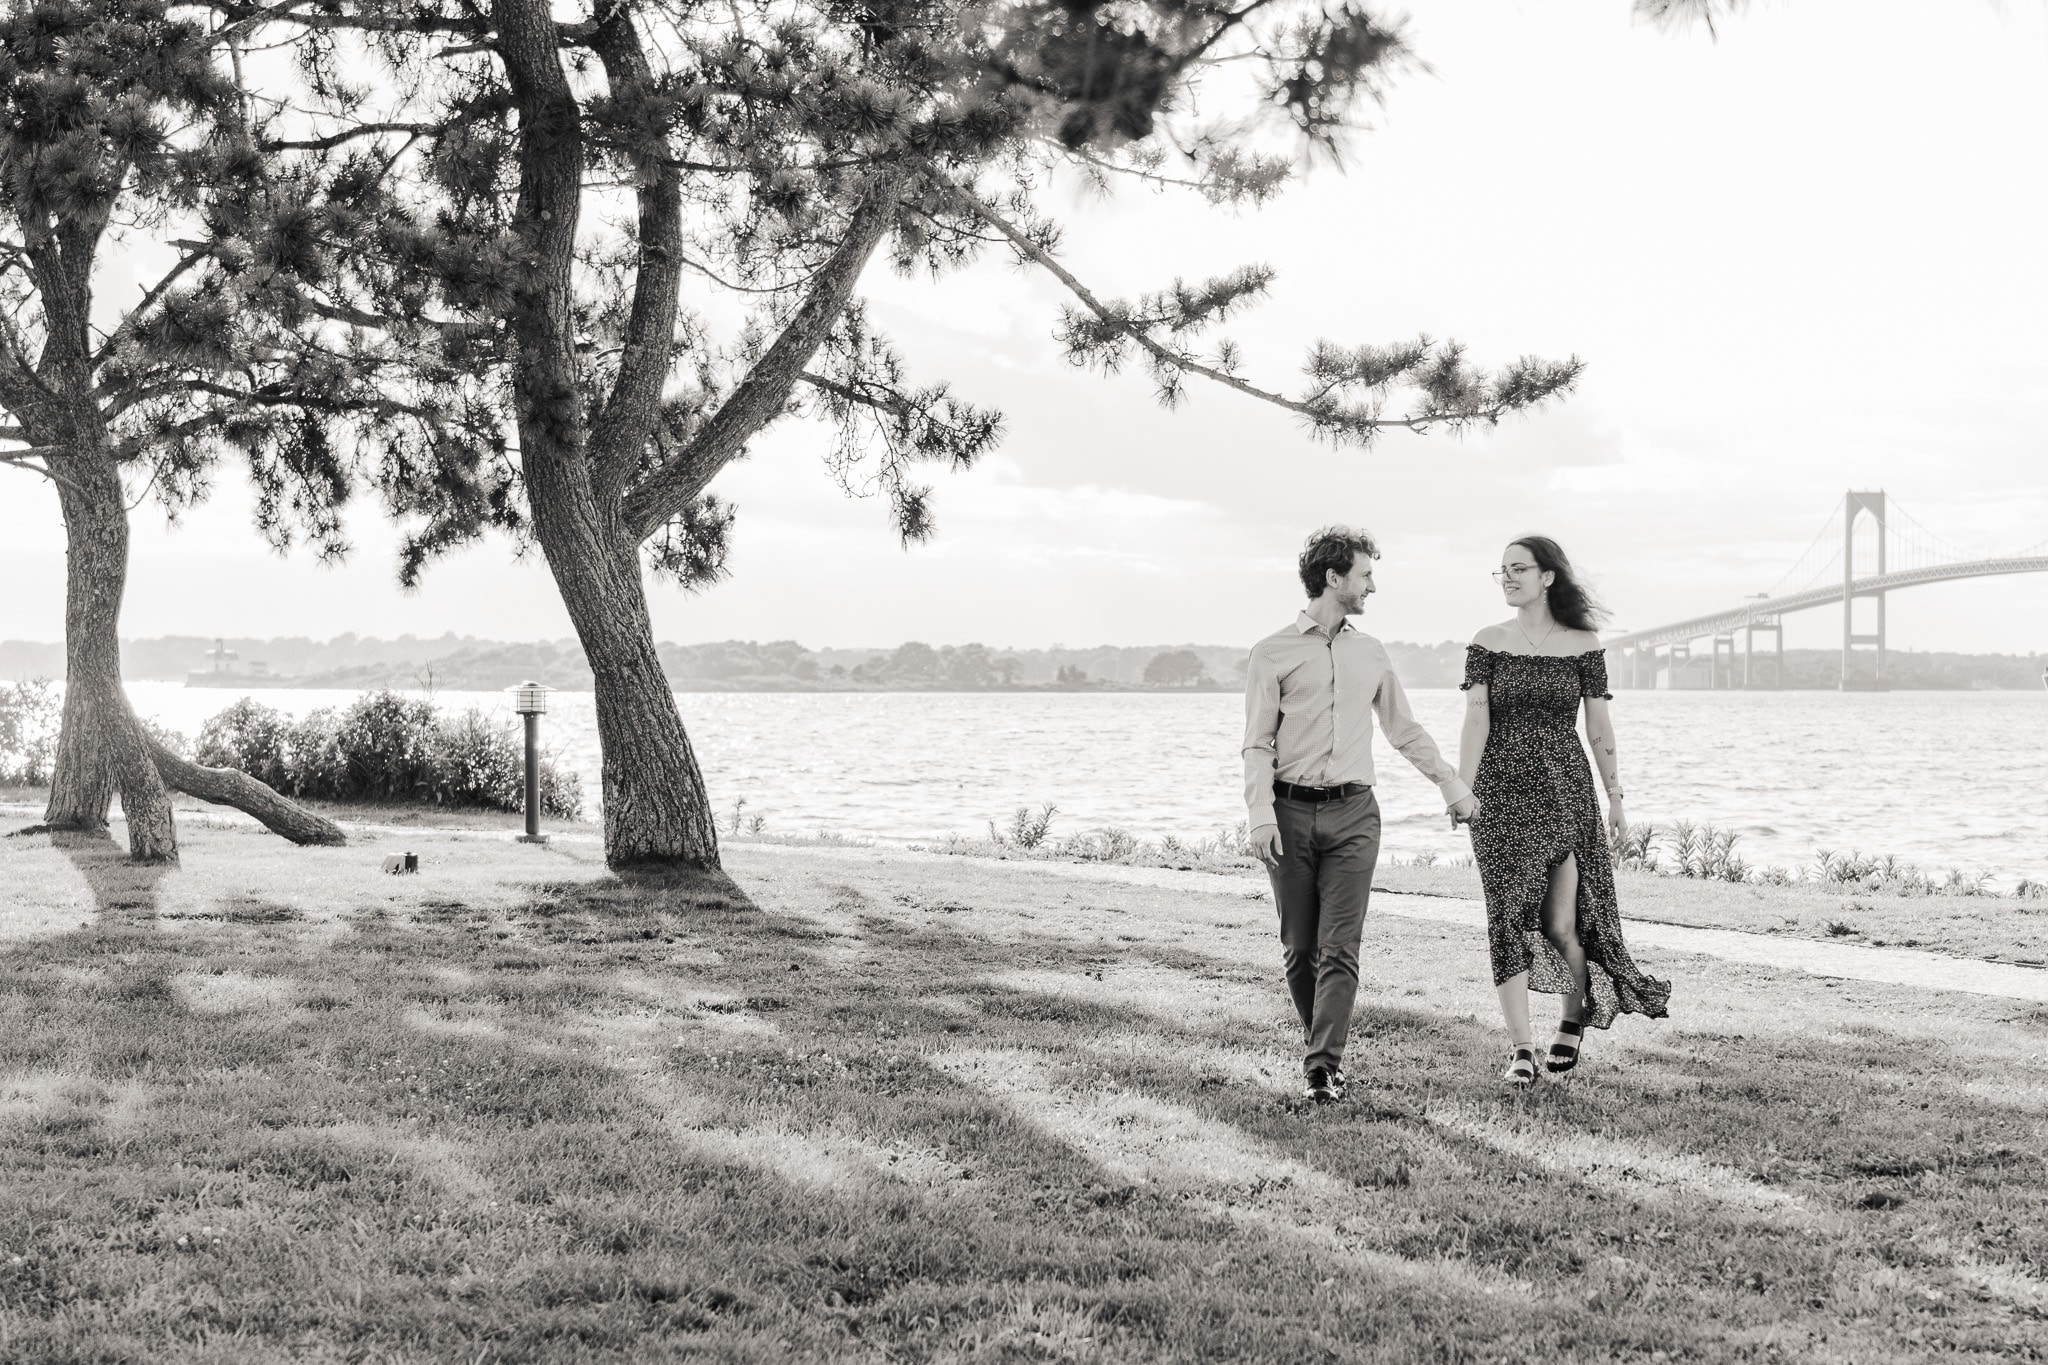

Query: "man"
left=1243, top=526, right=1478, bottom=1103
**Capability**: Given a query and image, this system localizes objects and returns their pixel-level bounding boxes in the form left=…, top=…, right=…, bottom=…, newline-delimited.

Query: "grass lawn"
left=2, top=809, right=2046, bottom=1362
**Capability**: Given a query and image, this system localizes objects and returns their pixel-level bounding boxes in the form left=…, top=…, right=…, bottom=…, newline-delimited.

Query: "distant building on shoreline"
left=185, top=639, right=287, bottom=688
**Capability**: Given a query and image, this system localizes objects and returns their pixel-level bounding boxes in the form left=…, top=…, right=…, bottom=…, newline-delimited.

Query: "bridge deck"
left=1603, top=557, right=2048, bottom=652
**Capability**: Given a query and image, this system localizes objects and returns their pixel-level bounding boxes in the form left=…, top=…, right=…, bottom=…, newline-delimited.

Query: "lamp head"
left=512, top=681, right=550, bottom=715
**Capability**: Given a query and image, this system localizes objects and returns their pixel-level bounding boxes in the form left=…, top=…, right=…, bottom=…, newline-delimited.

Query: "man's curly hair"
left=1297, top=525, right=1380, bottom=598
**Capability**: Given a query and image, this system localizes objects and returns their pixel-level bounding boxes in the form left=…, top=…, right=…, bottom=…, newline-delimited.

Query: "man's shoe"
left=1327, top=1067, right=1348, bottom=1101
left=1304, top=1066, right=1341, bottom=1104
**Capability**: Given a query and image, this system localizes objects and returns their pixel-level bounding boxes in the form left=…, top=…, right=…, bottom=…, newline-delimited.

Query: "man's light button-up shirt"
left=1241, top=612, right=1471, bottom=830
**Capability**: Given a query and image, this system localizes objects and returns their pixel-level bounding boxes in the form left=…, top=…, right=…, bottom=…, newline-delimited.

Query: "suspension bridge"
left=1603, top=490, right=2048, bottom=690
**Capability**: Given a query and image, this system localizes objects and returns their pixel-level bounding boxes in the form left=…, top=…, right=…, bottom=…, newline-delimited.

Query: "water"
left=126, top=684, right=2048, bottom=885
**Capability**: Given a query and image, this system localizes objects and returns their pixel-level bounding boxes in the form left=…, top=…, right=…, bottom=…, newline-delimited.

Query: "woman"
left=1457, top=536, right=1670, bottom=1088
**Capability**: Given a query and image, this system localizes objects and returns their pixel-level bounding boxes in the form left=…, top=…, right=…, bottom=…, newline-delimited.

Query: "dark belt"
left=1274, top=780, right=1370, bottom=804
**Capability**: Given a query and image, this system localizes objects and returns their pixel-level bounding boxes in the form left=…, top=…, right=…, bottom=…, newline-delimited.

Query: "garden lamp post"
left=512, top=682, right=551, bottom=844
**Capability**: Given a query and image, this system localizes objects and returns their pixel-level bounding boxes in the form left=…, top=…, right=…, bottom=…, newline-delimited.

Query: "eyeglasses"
left=1491, top=562, right=1538, bottom=584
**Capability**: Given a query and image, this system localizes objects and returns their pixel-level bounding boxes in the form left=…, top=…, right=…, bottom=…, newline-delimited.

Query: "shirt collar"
left=1295, top=611, right=1355, bottom=637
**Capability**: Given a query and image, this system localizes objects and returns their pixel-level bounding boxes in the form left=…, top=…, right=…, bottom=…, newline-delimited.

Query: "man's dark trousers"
left=1267, top=789, right=1382, bottom=1077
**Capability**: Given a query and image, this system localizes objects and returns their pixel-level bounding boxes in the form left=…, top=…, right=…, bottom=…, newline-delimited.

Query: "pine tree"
left=224, top=0, right=1609, bottom=871
left=0, top=0, right=437, bottom=859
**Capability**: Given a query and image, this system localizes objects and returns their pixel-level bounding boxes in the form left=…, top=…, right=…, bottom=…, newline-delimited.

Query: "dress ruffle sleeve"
left=1579, top=649, right=1613, bottom=700
left=1460, top=644, right=1494, bottom=691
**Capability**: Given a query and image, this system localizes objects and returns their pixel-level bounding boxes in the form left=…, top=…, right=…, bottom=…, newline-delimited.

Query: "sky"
left=3, top=0, right=2045, bottom=654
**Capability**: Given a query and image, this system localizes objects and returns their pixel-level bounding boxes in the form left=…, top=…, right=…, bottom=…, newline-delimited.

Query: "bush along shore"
left=897, top=805, right=2048, bottom=902
left=175, top=694, right=583, bottom=820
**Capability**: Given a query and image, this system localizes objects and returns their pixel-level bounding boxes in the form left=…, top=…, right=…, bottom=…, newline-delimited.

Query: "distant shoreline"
left=173, top=677, right=1248, bottom=694
left=8, top=634, right=2045, bottom=692
left=165, top=678, right=2040, bottom=694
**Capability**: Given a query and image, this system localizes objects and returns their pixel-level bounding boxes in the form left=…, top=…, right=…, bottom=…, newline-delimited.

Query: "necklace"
left=1516, top=618, right=1557, bottom=655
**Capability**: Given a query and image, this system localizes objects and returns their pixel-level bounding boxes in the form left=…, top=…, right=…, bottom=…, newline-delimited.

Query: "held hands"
left=1249, top=823, right=1284, bottom=868
left=1448, top=794, right=1480, bottom=829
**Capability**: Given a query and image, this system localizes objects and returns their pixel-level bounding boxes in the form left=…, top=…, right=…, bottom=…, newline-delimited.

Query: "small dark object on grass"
left=1825, top=920, right=1858, bottom=936
left=1858, top=1189, right=1908, bottom=1210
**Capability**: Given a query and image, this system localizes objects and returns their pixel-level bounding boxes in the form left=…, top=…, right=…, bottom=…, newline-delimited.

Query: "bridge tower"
left=1841, top=489, right=1888, bottom=691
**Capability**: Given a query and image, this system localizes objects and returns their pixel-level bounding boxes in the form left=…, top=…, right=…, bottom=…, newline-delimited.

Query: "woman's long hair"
left=1512, top=535, right=1609, bottom=632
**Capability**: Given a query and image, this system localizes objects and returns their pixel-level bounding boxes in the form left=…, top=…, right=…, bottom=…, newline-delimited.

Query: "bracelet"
left=1605, top=789, right=1625, bottom=802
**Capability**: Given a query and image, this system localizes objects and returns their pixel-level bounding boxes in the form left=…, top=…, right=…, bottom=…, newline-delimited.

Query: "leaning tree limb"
left=145, top=738, right=347, bottom=846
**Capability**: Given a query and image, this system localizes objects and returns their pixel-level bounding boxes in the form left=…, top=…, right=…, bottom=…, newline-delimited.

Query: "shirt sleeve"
left=1241, top=644, right=1281, bottom=829
left=1580, top=650, right=1613, bottom=700
left=1373, top=654, right=1472, bottom=808
left=1459, top=644, right=1493, bottom=692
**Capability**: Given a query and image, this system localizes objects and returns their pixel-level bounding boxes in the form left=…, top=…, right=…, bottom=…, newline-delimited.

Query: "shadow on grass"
left=48, top=829, right=175, bottom=918
left=0, top=846, right=2042, bottom=1363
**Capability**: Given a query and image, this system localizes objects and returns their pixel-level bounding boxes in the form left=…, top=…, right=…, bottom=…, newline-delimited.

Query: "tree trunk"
left=41, top=445, right=348, bottom=859
left=44, top=448, right=178, bottom=862
left=492, top=0, right=720, bottom=870
left=527, top=468, right=722, bottom=870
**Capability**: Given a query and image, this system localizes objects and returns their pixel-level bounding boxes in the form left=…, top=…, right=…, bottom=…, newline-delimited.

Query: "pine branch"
left=209, top=2, right=487, bottom=41
left=92, top=248, right=215, bottom=368
left=587, top=4, right=687, bottom=505
left=260, top=121, right=445, bottom=152
left=949, top=180, right=1580, bottom=443
left=956, top=184, right=1324, bottom=418
left=0, top=308, right=55, bottom=408
left=620, top=167, right=908, bottom=541
left=1632, top=0, right=1748, bottom=36
left=0, top=447, right=86, bottom=494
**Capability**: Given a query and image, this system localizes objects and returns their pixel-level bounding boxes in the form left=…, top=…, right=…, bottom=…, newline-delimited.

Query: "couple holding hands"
left=1242, top=526, right=1671, bottom=1101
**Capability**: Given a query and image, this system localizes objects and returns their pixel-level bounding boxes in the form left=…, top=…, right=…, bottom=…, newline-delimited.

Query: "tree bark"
left=491, top=0, right=906, bottom=871
left=43, top=446, right=179, bottom=862
left=540, top=509, right=722, bottom=868
left=495, top=0, right=722, bottom=869
left=40, top=443, right=348, bottom=858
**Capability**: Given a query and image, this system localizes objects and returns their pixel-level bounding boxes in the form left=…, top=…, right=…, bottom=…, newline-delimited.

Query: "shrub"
left=430, top=708, right=522, bottom=808
left=193, top=692, right=583, bottom=820
left=537, top=757, right=584, bottom=821
left=195, top=698, right=294, bottom=789
left=0, top=679, right=59, bottom=785
left=1610, top=820, right=1659, bottom=872
left=331, top=692, right=440, bottom=802
left=1617, top=820, right=1750, bottom=883
left=285, top=708, right=350, bottom=799
left=999, top=803, right=1058, bottom=850
left=141, top=719, right=191, bottom=760
left=1058, top=826, right=1140, bottom=862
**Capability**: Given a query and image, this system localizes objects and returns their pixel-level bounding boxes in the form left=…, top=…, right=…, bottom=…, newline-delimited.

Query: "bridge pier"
left=1744, top=617, right=1784, bottom=689
left=1711, top=635, right=1735, bottom=689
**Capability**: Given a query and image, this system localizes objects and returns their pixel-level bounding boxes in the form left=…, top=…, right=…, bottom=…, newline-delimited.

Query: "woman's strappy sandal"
left=1546, top=1019, right=1585, bottom=1074
left=1502, top=1044, right=1539, bottom=1090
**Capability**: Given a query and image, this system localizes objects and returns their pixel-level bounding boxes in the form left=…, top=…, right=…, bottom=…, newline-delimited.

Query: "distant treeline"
left=1, top=635, right=2040, bottom=692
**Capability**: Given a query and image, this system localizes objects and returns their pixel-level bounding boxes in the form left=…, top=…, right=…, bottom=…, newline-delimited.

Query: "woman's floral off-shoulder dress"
left=1462, top=645, right=1671, bottom=1028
